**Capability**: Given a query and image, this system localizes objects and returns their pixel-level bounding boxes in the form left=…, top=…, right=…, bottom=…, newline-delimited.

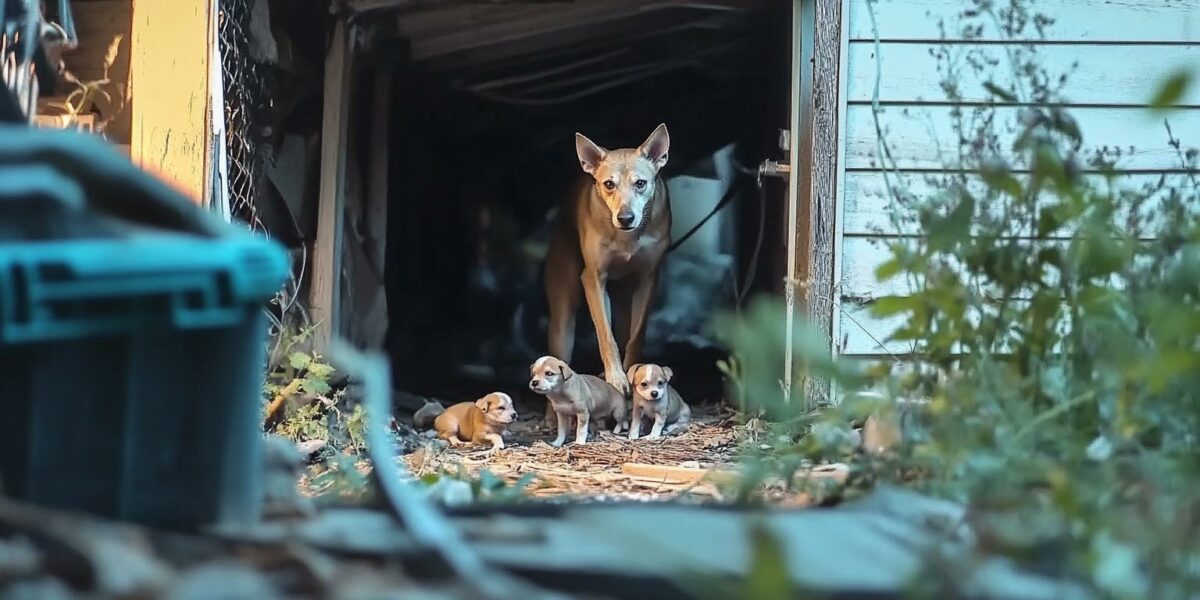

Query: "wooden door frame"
left=785, top=0, right=846, bottom=408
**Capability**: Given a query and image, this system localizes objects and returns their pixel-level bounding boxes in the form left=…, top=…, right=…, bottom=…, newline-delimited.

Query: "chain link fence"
left=217, top=0, right=273, bottom=231
left=217, top=0, right=308, bottom=340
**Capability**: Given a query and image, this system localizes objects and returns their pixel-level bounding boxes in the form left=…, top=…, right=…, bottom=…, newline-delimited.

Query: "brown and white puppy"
left=432, top=392, right=517, bottom=450
left=528, top=355, right=627, bottom=447
left=626, top=364, right=690, bottom=440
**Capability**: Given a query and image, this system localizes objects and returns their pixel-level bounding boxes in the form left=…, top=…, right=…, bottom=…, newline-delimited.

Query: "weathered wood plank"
left=838, top=301, right=918, bottom=356
left=847, top=0, right=1200, bottom=43
left=395, top=0, right=759, bottom=64
left=128, top=0, right=210, bottom=203
left=795, top=0, right=844, bottom=408
left=838, top=235, right=1158, bottom=303
left=841, top=172, right=1196, bottom=237
left=844, top=105, right=1200, bottom=171
left=619, top=463, right=739, bottom=486
left=839, top=300, right=1025, bottom=357
left=846, top=42, right=1200, bottom=106
left=310, top=21, right=353, bottom=351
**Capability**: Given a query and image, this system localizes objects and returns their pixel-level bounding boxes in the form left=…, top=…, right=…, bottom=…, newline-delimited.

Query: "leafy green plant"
left=713, top=1, right=1200, bottom=597
left=716, top=355, right=746, bottom=408
left=307, top=451, right=374, bottom=505
left=420, top=468, right=540, bottom=504
left=264, top=326, right=367, bottom=452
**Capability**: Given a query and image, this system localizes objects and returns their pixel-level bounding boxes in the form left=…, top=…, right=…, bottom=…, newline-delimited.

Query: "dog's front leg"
left=648, top=414, right=667, bottom=439
left=623, top=267, right=659, bottom=370
left=482, top=433, right=505, bottom=450
left=628, top=404, right=643, bottom=440
left=574, top=412, right=590, bottom=445
left=550, top=411, right=570, bottom=448
left=581, top=268, right=629, bottom=394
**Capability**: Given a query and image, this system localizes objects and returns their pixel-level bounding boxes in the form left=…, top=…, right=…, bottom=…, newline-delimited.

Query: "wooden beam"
left=620, top=463, right=739, bottom=486
left=129, top=0, right=212, bottom=203
left=782, top=0, right=807, bottom=405
left=310, top=20, right=353, bottom=351
left=362, top=63, right=392, bottom=348
left=795, top=0, right=843, bottom=408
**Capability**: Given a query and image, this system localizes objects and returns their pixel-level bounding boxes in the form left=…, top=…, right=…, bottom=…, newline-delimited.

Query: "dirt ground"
left=403, top=404, right=746, bottom=502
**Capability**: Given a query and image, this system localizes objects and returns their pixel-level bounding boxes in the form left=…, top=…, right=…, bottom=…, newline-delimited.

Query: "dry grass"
left=403, top=405, right=744, bottom=502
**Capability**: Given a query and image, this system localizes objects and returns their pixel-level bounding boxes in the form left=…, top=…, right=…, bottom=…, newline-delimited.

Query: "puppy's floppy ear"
left=626, top=364, right=644, bottom=387
left=575, top=133, right=607, bottom=176
left=558, top=361, right=575, bottom=380
left=638, top=123, right=670, bottom=170
left=662, top=366, right=674, bottom=381
left=474, top=395, right=491, bottom=413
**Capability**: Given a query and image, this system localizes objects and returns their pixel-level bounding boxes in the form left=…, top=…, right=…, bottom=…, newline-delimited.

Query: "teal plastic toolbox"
left=0, top=128, right=289, bottom=530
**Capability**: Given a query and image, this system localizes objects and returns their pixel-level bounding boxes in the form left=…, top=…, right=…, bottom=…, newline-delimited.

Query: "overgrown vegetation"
left=714, top=1, right=1200, bottom=597
left=262, top=325, right=378, bottom=506
left=420, top=468, right=541, bottom=504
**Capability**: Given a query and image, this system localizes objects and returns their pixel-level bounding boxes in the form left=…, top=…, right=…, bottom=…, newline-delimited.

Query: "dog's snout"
left=616, top=212, right=635, bottom=228
left=650, top=390, right=660, bottom=399
left=530, top=378, right=539, bottom=387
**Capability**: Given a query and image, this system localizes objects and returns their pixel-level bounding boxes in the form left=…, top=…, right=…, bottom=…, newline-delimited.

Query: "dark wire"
left=736, top=179, right=766, bottom=307
left=664, top=165, right=767, bottom=306
left=666, top=173, right=750, bottom=254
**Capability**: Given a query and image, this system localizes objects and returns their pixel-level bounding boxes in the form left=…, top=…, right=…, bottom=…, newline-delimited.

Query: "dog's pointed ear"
left=475, top=395, right=491, bottom=412
left=662, top=366, right=674, bottom=381
left=575, top=133, right=607, bottom=175
left=626, top=364, right=643, bottom=387
left=638, top=123, right=670, bottom=170
left=558, top=361, right=575, bottom=380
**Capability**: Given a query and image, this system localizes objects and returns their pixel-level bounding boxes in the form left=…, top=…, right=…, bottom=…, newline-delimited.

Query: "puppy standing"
left=627, top=364, right=690, bottom=440
left=430, top=393, right=518, bottom=450
left=544, top=124, right=673, bottom=406
left=529, top=356, right=627, bottom=447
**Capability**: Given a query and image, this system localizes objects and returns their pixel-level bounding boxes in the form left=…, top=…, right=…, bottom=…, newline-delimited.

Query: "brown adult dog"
left=626, top=363, right=690, bottom=439
left=544, top=124, right=673, bottom=408
left=528, top=355, right=627, bottom=447
left=431, top=392, right=517, bottom=450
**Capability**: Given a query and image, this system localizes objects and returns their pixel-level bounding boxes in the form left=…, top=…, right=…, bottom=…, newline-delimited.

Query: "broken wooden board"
left=456, top=488, right=1095, bottom=600
left=619, top=462, right=737, bottom=486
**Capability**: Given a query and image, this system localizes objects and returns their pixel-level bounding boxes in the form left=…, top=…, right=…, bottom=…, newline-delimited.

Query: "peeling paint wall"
left=129, top=0, right=212, bottom=204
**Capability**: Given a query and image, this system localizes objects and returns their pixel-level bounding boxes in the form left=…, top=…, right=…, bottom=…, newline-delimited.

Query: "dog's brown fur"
left=432, top=392, right=517, bottom=450
left=529, top=356, right=627, bottom=447
left=626, top=363, right=690, bottom=439
left=544, top=125, right=673, bottom=413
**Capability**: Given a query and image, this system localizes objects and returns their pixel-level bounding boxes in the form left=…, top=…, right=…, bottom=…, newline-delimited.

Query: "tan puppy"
left=432, top=392, right=517, bottom=450
left=528, top=355, right=627, bottom=447
left=626, top=364, right=690, bottom=440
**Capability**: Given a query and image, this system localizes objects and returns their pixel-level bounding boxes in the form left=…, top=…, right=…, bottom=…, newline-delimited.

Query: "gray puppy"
left=529, top=355, right=627, bottom=447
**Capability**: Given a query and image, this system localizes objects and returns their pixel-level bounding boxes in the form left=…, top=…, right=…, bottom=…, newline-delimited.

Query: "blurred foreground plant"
left=711, top=1, right=1200, bottom=597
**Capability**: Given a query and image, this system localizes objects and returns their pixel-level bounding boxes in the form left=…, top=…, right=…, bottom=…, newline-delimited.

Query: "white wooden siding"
left=847, top=0, right=1200, bottom=43
left=846, top=44, right=1200, bottom=106
left=834, top=0, right=1200, bottom=359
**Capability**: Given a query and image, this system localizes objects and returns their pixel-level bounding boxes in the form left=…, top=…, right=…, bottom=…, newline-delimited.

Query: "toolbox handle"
left=0, top=126, right=228, bottom=238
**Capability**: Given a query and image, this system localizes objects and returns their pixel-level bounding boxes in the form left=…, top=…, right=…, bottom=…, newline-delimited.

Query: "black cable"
left=736, top=179, right=766, bottom=306
left=666, top=173, right=750, bottom=254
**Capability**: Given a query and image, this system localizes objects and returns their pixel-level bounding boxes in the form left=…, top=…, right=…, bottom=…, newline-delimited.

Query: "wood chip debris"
left=401, top=406, right=763, bottom=502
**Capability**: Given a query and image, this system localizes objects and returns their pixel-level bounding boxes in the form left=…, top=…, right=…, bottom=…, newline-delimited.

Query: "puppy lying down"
left=627, top=363, right=690, bottom=439
left=413, top=392, right=517, bottom=450
left=529, top=355, right=627, bottom=447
